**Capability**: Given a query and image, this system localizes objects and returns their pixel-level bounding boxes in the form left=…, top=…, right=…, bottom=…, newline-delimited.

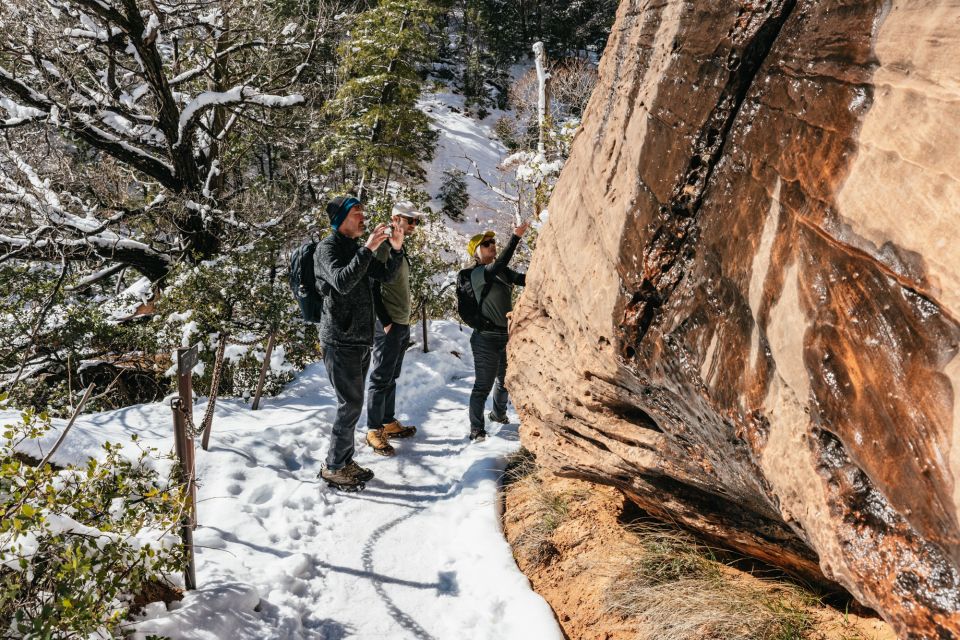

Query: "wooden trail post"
left=171, top=344, right=199, bottom=590
left=251, top=333, right=276, bottom=410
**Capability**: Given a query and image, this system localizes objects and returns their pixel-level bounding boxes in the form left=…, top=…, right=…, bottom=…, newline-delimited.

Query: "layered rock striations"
left=507, top=0, right=960, bottom=636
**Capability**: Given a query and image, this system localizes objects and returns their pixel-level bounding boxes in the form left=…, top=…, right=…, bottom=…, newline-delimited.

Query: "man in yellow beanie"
left=465, top=220, right=529, bottom=441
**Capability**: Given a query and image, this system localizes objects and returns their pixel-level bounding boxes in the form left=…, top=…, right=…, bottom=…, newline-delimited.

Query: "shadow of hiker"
left=313, top=560, right=458, bottom=595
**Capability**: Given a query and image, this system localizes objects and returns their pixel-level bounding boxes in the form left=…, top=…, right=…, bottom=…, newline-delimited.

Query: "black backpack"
left=289, top=241, right=328, bottom=322
left=456, top=266, right=494, bottom=330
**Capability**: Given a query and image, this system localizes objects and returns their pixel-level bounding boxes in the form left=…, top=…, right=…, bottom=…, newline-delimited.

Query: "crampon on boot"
left=344, top=460, right=374, bottom=482
left=320, top=465, right=365, bottom=492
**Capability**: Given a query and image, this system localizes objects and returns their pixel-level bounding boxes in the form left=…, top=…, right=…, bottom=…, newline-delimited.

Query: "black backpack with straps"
left=456, top=266, right=495, bottom=330
left=289, top=240, right=329, bottom=322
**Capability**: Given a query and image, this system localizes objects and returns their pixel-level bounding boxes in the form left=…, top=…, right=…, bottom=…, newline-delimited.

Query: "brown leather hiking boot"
left=366, top=429, right=396, bottom=456
left=382, top=420, right=417, bottom=439
left=320, top=465, right=365, bottom=491
left=343, top=460, right=374, bottom=482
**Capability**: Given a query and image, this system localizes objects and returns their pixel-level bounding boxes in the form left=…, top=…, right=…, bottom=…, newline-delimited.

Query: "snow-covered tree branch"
left=0, top=0, right=326, bottom=276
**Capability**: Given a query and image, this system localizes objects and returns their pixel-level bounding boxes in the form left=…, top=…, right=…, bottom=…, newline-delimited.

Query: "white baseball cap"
left=391, top=201, right=425, bottom=220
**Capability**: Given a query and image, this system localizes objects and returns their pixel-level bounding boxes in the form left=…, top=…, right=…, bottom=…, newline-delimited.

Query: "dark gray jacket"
left=314, top=231, right=402, bottom=347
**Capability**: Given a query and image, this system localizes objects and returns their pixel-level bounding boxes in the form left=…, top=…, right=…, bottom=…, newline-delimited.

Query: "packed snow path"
left=18, top=323, right=561, bottom=639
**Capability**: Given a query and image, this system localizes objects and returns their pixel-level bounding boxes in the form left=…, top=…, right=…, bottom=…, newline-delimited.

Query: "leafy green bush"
left=1, top=263, right=165, bottom=417
left=0, top=401, right=185, bottom=638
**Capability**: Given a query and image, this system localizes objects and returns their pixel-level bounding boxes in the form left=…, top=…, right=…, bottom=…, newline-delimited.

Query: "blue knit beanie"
left=326, top=195, right=361, bottom=229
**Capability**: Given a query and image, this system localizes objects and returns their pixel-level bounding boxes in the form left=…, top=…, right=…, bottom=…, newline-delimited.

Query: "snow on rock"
left=5, top=321, right=561, bottom=639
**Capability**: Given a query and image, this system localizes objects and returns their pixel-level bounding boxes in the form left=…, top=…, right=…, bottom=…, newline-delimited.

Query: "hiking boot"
left=366, top=429, right=396, bottom=456
left=320, top=465, right=365, bottom=492
left=382, top=420, right=417, bottom=439
left=487, top=411, right=509, bottom=424
left=469, top=429, right=487, bottom=443
left=344, top=460, right=374, bottom=483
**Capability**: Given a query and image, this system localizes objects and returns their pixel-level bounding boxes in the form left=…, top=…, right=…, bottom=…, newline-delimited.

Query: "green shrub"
left=0, top=400, right=185, bottom=637
left=156, top=236, right=319, bottom=400
left=1, top=263, right=165, bottom=417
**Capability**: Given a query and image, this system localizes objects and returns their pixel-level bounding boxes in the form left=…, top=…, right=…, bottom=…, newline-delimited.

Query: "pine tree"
left=439, top=168, right=470, bottom=220
left=321, top=0, right=443, bottom=198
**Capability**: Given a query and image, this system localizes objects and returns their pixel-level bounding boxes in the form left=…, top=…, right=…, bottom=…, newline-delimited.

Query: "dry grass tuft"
left=605, top=520, right=823, bottom=640
left=502, top=448, right=572, bottom=566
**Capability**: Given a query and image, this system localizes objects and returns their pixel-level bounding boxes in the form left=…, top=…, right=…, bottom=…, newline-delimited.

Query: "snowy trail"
left=15, top=323, right=562, bottom=640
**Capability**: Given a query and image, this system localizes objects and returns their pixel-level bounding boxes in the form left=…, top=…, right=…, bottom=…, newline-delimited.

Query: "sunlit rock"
left=508, top=0, right=960, bottom=636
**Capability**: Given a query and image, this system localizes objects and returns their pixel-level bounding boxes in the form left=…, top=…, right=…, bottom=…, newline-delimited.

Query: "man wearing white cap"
left=365, top=201, right=425, bottom=455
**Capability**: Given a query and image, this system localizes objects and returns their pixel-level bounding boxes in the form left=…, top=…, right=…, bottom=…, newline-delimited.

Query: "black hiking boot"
left=487, top=411, right=509, bottom=424
left=344, top=460, right=374, bottom=483
left=469, top=429, right=487, bottom=443
left=320, top=465, right=365, bottom=492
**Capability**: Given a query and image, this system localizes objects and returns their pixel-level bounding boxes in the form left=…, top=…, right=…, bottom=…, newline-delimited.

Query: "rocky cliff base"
left=502, top=453, right=895, bottom=640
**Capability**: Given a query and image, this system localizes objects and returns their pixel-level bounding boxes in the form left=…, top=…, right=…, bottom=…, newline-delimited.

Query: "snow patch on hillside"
left=420, top=85, right=519, bottom=239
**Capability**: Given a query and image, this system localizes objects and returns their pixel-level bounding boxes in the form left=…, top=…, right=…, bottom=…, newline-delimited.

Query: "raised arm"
left=367, top=247, right=403, bottom=282
left=484, top=234, right=521, bottom=282
left=503, top=268, right=526, bottom=287
left=314, top=241, right=374, bottom=295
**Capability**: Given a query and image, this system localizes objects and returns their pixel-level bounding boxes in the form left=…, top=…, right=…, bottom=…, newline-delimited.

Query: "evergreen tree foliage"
left=439, top=169, right=470, bottom=220
left=321, top=0, right=443, bottom=197
left=446, top=0, right=615, bottom=119
left=472, top=0, right=618, bottom=59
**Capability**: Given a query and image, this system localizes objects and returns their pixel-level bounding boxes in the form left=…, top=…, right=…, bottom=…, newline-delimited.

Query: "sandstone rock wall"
left=508, top=1, right=960, bottom=637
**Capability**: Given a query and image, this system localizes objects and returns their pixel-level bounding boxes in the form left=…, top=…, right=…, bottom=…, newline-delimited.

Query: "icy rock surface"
left=508, top=0, right=960, bottom=636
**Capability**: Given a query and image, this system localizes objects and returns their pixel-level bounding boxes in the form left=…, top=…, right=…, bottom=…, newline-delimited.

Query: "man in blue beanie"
left=315, top=195, right=405, bottom=491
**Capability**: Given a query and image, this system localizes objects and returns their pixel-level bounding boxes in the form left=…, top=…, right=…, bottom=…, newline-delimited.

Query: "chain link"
left=172, top=398, right=201, bottom=439
left=182, top=406, right=200, bottom=439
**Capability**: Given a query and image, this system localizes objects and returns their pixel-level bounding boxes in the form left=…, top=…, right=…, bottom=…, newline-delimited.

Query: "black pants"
left=469, top=330, right=509, bottom=433
left=366, top=321, right=410, bottom=428
left=323, top=343, right=371, bottom=470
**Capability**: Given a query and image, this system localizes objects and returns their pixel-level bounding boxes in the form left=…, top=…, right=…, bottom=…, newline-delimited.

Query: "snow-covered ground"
left=11, top=322, right=562, bottom=640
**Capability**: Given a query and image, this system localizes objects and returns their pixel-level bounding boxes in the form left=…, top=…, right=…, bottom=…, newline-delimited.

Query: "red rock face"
left=508, top=0, right=960, bottom=636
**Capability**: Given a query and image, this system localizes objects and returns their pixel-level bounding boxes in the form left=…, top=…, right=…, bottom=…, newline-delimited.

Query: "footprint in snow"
left=249, top=485, right=273, bottom=505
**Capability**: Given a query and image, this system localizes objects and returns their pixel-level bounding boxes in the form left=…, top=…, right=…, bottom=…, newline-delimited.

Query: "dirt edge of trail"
left=500, top=456, right=897, bottom=640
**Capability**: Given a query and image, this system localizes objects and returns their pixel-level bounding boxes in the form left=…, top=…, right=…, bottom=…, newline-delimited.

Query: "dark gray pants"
left=469, top=330, right=509, bottom=433
left=323, top=343, right=371, bottom=470
left=366, top=321, right=410, bottom=428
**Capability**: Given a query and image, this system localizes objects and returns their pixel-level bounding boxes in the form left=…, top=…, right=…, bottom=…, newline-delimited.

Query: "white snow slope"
left=10, top=322, right=562, bottom=640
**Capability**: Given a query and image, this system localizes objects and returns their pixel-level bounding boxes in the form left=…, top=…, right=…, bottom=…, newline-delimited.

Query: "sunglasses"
left=479, top=239, right=496, bottom=248
left=399, top=215, right=419, bottom=226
